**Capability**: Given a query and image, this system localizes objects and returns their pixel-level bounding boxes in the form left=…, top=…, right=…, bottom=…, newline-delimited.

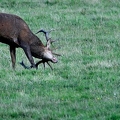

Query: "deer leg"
left=22, top=45, right=36, bottom=68
left=10, top=46, right=16, bottom=69
left=19, top=61, right=31, bottom=69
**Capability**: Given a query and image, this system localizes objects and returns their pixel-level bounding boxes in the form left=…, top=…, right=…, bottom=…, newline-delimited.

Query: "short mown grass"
left=0, top=0, right=120, bottom=120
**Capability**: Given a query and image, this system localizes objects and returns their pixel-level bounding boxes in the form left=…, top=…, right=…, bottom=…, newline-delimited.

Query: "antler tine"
left=35, top=60, right=46, bottom=69
left=46, top=62, right=53, bottom=70
left=52, top=53, right=61, bottom=56
left=35, top=60, right=53, bottom=70
left=36, top=29, right=46, bottom=34
left=36, top=29, right=48, bottom=41
left=35, top=60, right=43, bottom=69
left=49, top=38, right=60, bottom=46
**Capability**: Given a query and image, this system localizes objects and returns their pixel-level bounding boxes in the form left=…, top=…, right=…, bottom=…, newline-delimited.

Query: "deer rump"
left=0, top=13, right=60, bottom=70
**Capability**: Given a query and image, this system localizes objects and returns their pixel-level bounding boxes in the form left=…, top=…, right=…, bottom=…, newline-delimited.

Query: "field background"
left=0, top=0, right=120, bottom=120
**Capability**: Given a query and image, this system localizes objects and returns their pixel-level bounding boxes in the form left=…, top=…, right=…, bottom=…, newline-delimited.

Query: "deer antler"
left=36, top=29, right=56, bottom=48
left=36, top=29, right=55, bottom=41
left=37, top=29, right=59, bottom=48
left=35, top=60, right=53, bottom=70
left=36, top=29, right=61, bottom=54
left=20, top=60, right=53, bottom=70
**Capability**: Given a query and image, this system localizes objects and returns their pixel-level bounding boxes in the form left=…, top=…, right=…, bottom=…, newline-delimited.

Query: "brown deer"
left=0, top=13, right=60, bottom=70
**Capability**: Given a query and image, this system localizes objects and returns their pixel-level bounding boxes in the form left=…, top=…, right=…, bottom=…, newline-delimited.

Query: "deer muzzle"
left=51, top=56, right=58, bottom=63
left=43, top=50, right=58, bottom=63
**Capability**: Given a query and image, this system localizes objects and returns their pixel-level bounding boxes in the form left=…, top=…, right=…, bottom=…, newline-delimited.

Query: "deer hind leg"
left=10, top=46, right=16, bottom=69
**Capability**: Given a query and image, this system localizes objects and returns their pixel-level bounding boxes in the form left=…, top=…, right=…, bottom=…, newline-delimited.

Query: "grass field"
left=0, top=0, right=120, bottom=120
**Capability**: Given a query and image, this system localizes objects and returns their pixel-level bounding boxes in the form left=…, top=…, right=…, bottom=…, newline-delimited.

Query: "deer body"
left=0, top=13, right=58, bottom=69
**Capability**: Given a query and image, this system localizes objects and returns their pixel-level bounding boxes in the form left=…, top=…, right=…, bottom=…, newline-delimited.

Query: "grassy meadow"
left=0, top=0, right=120, bottom=119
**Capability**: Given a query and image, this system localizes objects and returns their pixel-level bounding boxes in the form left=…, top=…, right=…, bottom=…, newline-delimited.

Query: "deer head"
left=20, top=29, right=60, bottom=70
left=35, top=29, right=60, bottom=70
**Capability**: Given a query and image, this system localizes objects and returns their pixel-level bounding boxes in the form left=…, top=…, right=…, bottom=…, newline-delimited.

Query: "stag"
left=0, top=13, right=60, bottom=70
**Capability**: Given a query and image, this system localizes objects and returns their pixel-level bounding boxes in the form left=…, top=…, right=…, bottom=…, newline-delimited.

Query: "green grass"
left=0, top=0, right=120, bottom=119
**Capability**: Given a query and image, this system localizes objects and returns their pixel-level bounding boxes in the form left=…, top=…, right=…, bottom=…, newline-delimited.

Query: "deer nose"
left=52, top=57, right=58, bottom=63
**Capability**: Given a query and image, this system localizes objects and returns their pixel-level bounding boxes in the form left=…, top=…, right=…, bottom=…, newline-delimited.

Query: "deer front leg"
left=19, top=60, right=31, bottom=69
left=21, top=44, right=36, bottom=69
left=10, top=46, right=16, bottom=69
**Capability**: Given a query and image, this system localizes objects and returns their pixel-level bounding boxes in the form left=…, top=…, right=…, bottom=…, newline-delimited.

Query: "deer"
left=0, top=13, right=60, bottom=70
